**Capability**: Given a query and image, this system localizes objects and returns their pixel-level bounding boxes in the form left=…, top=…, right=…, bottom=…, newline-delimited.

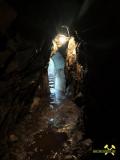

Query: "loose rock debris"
left=9, top=99, right=92, bottom=160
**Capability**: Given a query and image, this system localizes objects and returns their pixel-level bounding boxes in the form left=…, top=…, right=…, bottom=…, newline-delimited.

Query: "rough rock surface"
left=8, top=98, right=92, bottom=160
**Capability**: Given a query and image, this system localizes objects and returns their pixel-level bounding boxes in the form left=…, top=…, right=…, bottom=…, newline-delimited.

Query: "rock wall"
left=73, top=0, right=120, bottom=145
left=0, top=30, right=50, bottom=159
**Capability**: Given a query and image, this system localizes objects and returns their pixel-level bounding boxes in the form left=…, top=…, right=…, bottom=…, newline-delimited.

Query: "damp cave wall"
left=0, top=31, right=51, bottom=160
left=74, top=0, right=120, bottom=144
left=0, top=1, right=54, bottom=157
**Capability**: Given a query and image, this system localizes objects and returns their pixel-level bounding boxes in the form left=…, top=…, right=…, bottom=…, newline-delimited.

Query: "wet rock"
left=82, top=138, right=92, bottom=147
left=52, top=152, right=58, bottom=159
left=30, top=97, right=41, bottom=111
left=64, top=155, right=73, bottom=160
left=49, top=104, right=54, bottom=109
left=40, top=149, right=43, bottom=152
left=34, top=147, right=38, bottom=152
left=9, top=134, right=18, bottom=142
left=72, top=131, right=84, bottom=143
left=72, top=155, right=77, bottom=159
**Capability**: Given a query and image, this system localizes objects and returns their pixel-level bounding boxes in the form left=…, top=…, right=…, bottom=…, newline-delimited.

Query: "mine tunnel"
left=0, top=0, right=120, bottom=159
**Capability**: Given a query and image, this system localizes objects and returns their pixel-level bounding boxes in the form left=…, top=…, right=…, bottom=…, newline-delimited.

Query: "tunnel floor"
left=8, top=94, right=92, bottom=160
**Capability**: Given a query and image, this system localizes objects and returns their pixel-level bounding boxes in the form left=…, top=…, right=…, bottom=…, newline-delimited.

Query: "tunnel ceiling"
left=2, top=0, right=81, bottom=42
left=0, top=0, right=119, bottom=46
left=0, top=0, right=119, bottom=56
